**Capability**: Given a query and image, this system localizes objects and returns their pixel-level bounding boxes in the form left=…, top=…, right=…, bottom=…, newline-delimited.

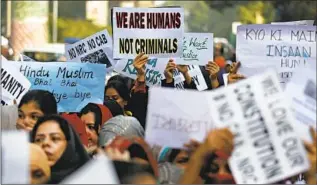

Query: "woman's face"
left=105, top=87, right=127, bottom=109
left=204, top=158, right=234, bottom=184
left=29, top=144, right=50, bottom=184
left=173, top=150, right=190, bottom=170
left=34, top=121, right=67, bottom=166
left=80, top=112, right=98, bottom=149
left=17, top=101, right=44, bottom=131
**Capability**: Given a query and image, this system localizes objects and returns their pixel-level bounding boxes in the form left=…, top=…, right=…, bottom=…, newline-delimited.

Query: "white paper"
left=114, top=58, right=168, bottom=86
left=271, top=20, right=315, bottom=26
left=236, top=24, right=316, bottom=85
left=1, top=131, right=30, bottom=184
left=112, top=7, right=184, bottom=59
left=174, top=65, right=208, bottom=91
left=65, top=29, right=115, bottom=69
left=223, top=73, right=229, bottom=86
left=1, top=61, right=31, bottom=105
left=285, top=67, right=316, bottom=142
left=145, top=87, right=213, bottom=148
left=61, top=154, right=119, bottom=184
left=207, top=69, right=310, bottom=184
left=176, top=33, right=213, bottom=65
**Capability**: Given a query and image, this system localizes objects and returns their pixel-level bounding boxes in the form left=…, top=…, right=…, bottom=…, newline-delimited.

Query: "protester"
left=30, top=115, right=90, bottom=183
left=29, top=143, right=51, bottom=184
left=16, top=90, right=57, bottom=131
left=103, top=99, right=125, bottom=117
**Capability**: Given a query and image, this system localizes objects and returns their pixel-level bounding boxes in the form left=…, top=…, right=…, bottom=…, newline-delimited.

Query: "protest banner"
left=114, top=58, right=167, bottom=86
left=285, top=67, right=316, bottom=142
left=112, top=7, right=184, bottom=59
left=236, top=24, right=316, bottom=85
left=271, top=20, right=315, bottom=26
left=145, top=86, right=213, bottom=148
left=176, top=33, right=213, bottom=65
left=207, top=69, right=310, bottom=184
left=65, top=29, right=115, bottom=69
left=1, top=61, right=31, bottom=105
left=174, top=65, right=208, bottom=91
left=2, top=131, right=29, bottom=184
left=62, top=154, right=118, bottom=184
left=11, top=61, right=106, bottom=112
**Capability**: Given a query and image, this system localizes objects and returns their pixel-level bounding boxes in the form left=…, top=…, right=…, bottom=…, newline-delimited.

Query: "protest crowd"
left=1, top=6, right=317, bottom=185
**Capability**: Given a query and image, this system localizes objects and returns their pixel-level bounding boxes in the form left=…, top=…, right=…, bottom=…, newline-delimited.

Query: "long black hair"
left=78, top=103, right=102, bottom=133
left=19, top=90, right=57, bottom=114
left=104, top=80, right=130, bottom=102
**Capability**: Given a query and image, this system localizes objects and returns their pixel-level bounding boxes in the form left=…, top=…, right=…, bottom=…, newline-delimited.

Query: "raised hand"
left=164, top=59, right=177, bottom=83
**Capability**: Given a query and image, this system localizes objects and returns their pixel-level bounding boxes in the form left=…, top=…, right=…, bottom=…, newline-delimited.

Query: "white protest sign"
left=112, top=7, right=184, bottom=59
left=285, top=67, right=316, bottom=142
left=65, top=29, right=115, bottom=69
left=236, top=24, right=316, bottom=85
left=145, top=86, right=213, bottom=148
left=207, top=69, right=310, bottom=184
left=223, top=73, right=229, bottom=86
left=2, top=131, right=29, bottom=184
left=114, top=58, right=167, bottom=86
left=1, top=61, right=31, bottom=105
left=188, top=65, right=208, bottom=91
left=62, top=154, right=119, bottom=184
left=271, top=20, right=315, bottom=26
left=175, top=33, right=213, bottom=65
left=173, top=68, right=185, bottom=89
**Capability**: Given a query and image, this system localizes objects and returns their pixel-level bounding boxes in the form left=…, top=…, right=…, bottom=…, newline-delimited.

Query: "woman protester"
left=16, top=90, right=57, bottom=131
left=30, top=115, right=90, bottom=183
left=29, top=143, right=51, bottom=184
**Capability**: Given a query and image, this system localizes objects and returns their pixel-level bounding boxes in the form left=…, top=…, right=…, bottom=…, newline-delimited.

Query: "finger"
left=231, top=62, right=241, bottom=74
left=139, top=54, right=148, bottom=62
left=309, top=127, right=317, bottom=145
left=231, top=74, right=245, bottom=79
left=13, top=99, right=17, bottom=105
left=210, top=65, right=219, bottom=71
left=168, top=59, right=174, bottom=63
left=134, top=52, right=144, bottom=61
left=303, top=141, right=314, bottom=154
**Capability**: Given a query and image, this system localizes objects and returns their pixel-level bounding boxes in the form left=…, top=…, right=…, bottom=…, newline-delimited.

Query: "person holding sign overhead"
left=16, top=90, right=58, bottom=131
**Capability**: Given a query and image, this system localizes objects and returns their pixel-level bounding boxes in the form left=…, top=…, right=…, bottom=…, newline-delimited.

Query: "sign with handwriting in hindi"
left=65, top=30, right=114, bottom=69
left=62, top=154, right=118, bottom=184
left=271, top=20, right=315, bottom=26
left=2, top=131, right=29, bottom=184
left=1, top=61, right=31, bottom=105
left=145, top=86, right=213, bottom=148
left=11, top=62, right=106, bottom=112
left=285, top=67, right=316, bottom=142
left=207, top=69, right=310, bottom=184
left=236, top=24, right=316, bottom=84
left=114, top=58, right=167, bottom=86
left=178, top=33, right=213, bottom=65
left=112, top=7, right=184, bottom=59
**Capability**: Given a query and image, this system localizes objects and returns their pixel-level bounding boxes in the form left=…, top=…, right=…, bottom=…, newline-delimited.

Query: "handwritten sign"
left=11, top=62, right=106, bottom=112
left=236, top=24, right=316, bottom=84
left=145, top=86, right=213, bottom=148
left=285, top=67, right=316, bottom=142
left=2, top=131, right=29, bottom=184
left=1, top=61, right=31, bottom=105
left=65, top=30, right=114, bottom=69
left=174, top=65, right=208, bottom=91
left=62, top=154, right=119, bottom=184
left=114, top=58, right=167, bottom=86
left=177, top=33, right=213, bottom=65
left=271, top=20, right=315, bottom=26
left=207, top=69, right=310, bottom=184
left=112, top=7, right=184, bottom=59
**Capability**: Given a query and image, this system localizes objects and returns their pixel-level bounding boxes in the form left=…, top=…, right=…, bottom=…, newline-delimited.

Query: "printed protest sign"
left=1, top=61, right=31, bottom=105
left=207, top=69, right=310, bottom=184
left=11, top=62, right=106, bottom=112
left=145, top=86, right=213, bottom=148
left=271, top=20, right=315, bottom=26
left=177, top=33, right=213, bottom=65
left=65, top=30, right=114, bottom=69
left=114, top=58, right=167, bottom=86
left=112, top=7, right=184, bottom=59
left=2, top=131, right=29, bottom=184
left=174, top=65, right=208, bottom=91
left=236, top=24, right=316, bottom=85
left=285, top=67, right=316, bottom=142
left=62, top=154, right=118, bottom=184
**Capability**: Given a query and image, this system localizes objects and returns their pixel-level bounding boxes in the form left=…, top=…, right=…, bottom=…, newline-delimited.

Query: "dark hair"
left=30, top=114, right=71, bottom=142
left=104, top=80, right=130, bottom=102
left=108, top=75, right=129, bottom=85
left=103, top=99, right=124, bottom=117
left=19, top=90, right=58, bottom=115
left=79, top=103, right=102, bottom=133
left=169, top=149, right=181, bottom=162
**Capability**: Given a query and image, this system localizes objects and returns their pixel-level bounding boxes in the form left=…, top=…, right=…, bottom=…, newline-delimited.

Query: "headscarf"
left=30, top=115, right=90, bottom=184
left=60, top=113, right=88, bottom=147
left=95, top=104, right=113, bottom=127
left=107, top=136, right=159, bottom=178
left=103, top=99, right=124, bottom=117
left=98, top=115, right=144, bottom=147
left=158, top=162, right=183, bottom=184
